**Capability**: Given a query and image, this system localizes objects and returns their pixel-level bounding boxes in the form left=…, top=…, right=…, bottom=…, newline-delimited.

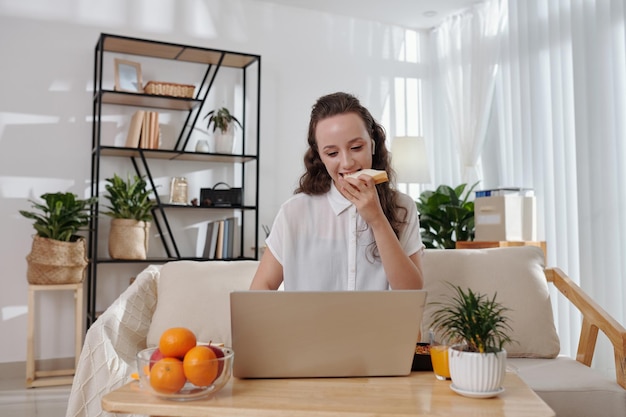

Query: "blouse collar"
left=327, top=181, right=352, bottom=216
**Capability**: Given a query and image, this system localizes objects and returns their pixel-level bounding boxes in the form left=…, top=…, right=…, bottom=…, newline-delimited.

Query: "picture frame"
left=114, top=58, right=143, bottom=93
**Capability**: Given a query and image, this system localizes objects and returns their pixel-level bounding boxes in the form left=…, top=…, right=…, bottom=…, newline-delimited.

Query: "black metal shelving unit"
left=88, top=33, right=261, bottom=328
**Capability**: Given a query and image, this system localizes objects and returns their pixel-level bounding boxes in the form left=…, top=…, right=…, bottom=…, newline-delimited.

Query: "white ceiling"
left=249, top=0, right=480, bottom=30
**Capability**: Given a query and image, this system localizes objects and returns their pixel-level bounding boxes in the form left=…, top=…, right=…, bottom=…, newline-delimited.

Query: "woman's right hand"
left=339, top=175, right=387, bottom=228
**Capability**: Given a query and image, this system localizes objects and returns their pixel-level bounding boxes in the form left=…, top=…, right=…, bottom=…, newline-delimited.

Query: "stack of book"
left=203, top=217, right=236, bottom=259
left=124, top=110, right=160, bottom=149
left=475, top=187, right=534, bottom=198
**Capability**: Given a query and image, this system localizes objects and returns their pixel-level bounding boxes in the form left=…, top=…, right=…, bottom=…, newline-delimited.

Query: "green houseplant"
left=102, top=173, right=154, bottom=222
left=203, top=107, right=242, bottom=134
left=19, top=192, right=96, bottom=284
left=429, top=285, right=513, bottom=396
left=203, top=107, right=242, bottom=154
left=430, top=285, right=513, bottom=354
left=102, top=174, right=154, bottom=260
left=415, top=182, right=478, bottom=249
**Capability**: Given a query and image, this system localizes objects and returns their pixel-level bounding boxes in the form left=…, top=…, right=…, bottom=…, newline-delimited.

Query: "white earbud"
left=372, top=139, right=376, bottom=155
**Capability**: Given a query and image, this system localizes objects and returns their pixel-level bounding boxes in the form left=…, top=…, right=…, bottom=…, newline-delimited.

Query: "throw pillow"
left=146, top=260, right=259, bottom=348
left=421, top=246, right=560, bottom=358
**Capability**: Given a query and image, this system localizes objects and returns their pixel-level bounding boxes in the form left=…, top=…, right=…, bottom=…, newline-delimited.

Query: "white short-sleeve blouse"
left=266, top=183, right=423, bottom=291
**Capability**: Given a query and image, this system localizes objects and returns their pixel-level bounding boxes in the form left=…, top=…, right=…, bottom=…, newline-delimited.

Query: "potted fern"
left=430, top=285, right=513, bottom=397
left=102, top=173, right=154, bottom=260
left=19, top=192, right=96, bottom=284
left=203, top=107, right=242, bottom=154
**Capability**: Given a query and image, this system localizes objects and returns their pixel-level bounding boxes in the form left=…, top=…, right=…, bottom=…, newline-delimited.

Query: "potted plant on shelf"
left=203, top=107, right=242, bottom=154
left=102, top=173, right=154, bottom=260
left=415, top=182, right=478, bottom=249
left=429, top=285, right=513, bottom=398
left=19, top=192, right=96, bottom=285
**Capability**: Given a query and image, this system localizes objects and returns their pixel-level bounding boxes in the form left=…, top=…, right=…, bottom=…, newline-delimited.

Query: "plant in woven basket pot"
left=203, top=107, right=242, bottom=154
left=102, top=173, right=154, bottom=260
left=19, top=192, right=96, bottom=285
left=429, top=284, right=513, bottom=398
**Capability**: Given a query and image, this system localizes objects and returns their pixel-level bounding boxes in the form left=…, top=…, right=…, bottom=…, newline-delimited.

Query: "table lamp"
left=391, top=136, right=431, bottom=185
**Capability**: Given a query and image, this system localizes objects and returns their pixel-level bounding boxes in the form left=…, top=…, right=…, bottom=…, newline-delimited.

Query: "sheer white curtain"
left=428, top=0, right=626, bottom=376
left=432, top=0, right=504, bottom=184
left=489, top=0, right=626, bottom=376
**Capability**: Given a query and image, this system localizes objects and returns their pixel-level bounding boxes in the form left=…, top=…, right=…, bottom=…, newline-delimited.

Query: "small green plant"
left=203, top=107, right=242, bottom=134
left=19, top=192, right=96, bottom=242
left=415, top=182, right=479, bottom=249
left=102, top=174, right=154, bottom=222
left=430, top=285, right=513, bottom=353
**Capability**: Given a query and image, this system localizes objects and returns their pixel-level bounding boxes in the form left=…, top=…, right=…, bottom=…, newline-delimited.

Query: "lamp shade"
left=391, top=136, right=431, bottom=184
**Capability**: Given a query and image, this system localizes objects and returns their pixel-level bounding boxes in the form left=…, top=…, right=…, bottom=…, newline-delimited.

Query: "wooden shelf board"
left=95, top=256, right=257, bottom=264
left=98, top=146, right=257, bottom=163
left=101, top=34, right=259, bottom=68
left=100, top=90, right=200, bottom=110
left=159, top=203, right=256, bottom=210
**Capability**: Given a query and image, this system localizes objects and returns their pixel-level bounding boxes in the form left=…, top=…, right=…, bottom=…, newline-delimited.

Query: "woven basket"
left=144, top=81, right=195, bottom=98
left=26, top=235, right=88, bottom=285
left=108, top=219, right=150, bottom=260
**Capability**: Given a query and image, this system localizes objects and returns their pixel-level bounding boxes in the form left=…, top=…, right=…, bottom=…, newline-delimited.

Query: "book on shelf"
left=148, top=111, right=159, bottom=149
left=202, top=221, right=218, bottom=259
left=125, top=110, right=160, bottom=149
left=215, top=220, right=225, bottom=259
left=222, top=217, right=236, bottom=259
left=124, top=110, right=145, bottom=147
left=139, top=111, right=149, bottom=148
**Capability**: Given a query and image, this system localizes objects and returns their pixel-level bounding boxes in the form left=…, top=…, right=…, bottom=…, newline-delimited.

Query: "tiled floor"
left=0, top=366, right=71, bottom=417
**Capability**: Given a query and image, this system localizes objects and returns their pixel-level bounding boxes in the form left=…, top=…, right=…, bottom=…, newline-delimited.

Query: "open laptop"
left=230, top=290, right=427, bottom=378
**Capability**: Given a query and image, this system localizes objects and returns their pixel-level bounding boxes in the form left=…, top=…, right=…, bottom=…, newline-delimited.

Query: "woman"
left=250, top=92, right=424, bottom=290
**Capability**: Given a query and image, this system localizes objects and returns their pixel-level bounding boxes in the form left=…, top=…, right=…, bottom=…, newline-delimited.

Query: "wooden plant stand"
left=26, top=282, right=83, bottom=388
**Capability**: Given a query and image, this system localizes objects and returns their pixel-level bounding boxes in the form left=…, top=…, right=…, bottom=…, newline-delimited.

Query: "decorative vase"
left=214, top=125, right=235, bottom=154
left=448, top=345, right=507, bottom=393
left=26, top=235, right=88, bottom=284
left=108, top=219, right=150, bottom=260
left=195, top=139, right=211, bottom=153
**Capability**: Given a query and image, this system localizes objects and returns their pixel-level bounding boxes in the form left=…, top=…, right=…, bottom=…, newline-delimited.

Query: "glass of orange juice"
left=430, top=345, right=450, bottom=380
left=429, top=330, right=451, bottom=380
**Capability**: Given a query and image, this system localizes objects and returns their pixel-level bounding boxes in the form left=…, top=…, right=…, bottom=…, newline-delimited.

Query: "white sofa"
left=66, top=247, right=626, bottom=417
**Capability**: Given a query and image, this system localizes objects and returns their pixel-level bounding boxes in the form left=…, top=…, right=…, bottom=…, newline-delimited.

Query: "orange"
left=183, top=345, right=219, bottom=387
left=149, top=357, right=186, bottom=394
left=158, top=327, right=197, bottom=358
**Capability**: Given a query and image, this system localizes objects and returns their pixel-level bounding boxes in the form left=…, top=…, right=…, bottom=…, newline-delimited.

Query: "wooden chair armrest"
left=545, top=267, right=626, bottom=389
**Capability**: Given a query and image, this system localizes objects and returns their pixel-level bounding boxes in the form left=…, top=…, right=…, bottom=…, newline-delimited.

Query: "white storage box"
left=474, top=195, right=536, bottom=241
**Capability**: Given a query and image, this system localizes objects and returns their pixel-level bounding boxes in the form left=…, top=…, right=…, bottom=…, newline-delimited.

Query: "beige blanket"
left=65, top=265, right=161, bottom=417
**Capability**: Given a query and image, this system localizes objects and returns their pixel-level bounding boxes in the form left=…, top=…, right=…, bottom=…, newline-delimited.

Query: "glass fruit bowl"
left=136, top=346, right=234, bottom=401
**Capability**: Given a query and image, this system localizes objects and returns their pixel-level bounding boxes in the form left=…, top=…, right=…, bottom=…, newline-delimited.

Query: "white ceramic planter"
left=448, top=345, right=507, bottom=393
left=214, top=127, right=235, bottom=154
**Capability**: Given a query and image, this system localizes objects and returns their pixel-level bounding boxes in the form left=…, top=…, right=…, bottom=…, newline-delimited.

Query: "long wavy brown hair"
left=296, top=92, right=408, bottom=247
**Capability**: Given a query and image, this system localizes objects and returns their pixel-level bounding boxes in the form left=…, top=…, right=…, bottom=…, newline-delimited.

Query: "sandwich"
left=344, top=169, right=389, bottom=184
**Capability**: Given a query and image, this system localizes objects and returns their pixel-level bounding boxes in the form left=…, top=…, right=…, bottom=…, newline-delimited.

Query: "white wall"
left=0, top=0, right=426, bottom=363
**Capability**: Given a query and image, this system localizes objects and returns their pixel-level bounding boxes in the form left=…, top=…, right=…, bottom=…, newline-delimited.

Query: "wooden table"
left=102, top=371, right=554, bottom=417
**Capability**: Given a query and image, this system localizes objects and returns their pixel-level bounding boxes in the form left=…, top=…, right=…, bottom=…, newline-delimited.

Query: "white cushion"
left=146, top=260, right=259, bottom=348
left=421, top=246, right=560, bottom=358
left=509, top=357, right=626, bottom=417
